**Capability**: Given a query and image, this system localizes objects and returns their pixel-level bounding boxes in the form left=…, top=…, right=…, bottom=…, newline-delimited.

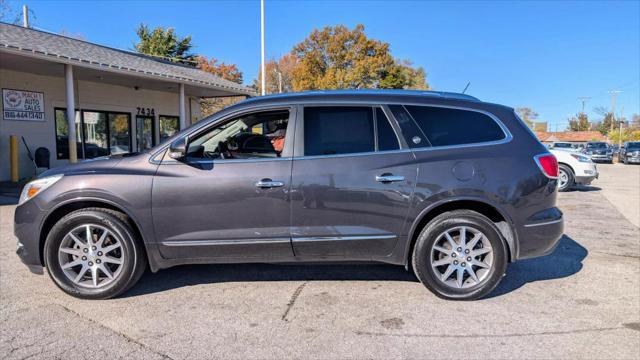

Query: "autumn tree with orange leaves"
left=196, top=56, right=243, bottom=84
left=255, top=24, right=429, bottom=94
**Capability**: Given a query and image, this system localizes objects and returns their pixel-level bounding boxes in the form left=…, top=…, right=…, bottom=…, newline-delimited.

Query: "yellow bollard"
left=10, top=135, right=18, bottom=182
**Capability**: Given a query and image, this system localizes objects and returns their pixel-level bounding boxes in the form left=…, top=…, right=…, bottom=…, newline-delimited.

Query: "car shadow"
left=488, top=235, right=587, bottom=298
left=570, top=185, right=601, bottom=192
left=122, top=235, right=587, bottom=299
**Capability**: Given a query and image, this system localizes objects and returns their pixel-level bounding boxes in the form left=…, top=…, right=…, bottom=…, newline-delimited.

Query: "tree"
left=594, top=106, right=614, bottom=135
left=515, top=107, right=538, bottom=128
left=629, top=114, right=640, bottom=130
left=134, top=24, right=194, bottom=65
left=289, top=24, right=428, bottom=91
left=253, top=54, right=297, bottom=94
left=608, top=128, right=640, bottom=143
left=1, top=0, right=36, bottom=26
left=196, top=56, right=243, bottom=84
left=567, top=113, right=590, bottom=131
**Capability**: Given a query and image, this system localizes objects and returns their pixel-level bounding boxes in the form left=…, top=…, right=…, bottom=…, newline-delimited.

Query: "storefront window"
left=83, top=111, right=108, bottom=158
left=159, top=115, right=180, bottom=143
left=136, top=116, right=155, bottom=152
left=55, top=109, right=82, bottom=160
left=55, top=108, right=131, bottom=159
left=109, top=113, right=131, bottom=155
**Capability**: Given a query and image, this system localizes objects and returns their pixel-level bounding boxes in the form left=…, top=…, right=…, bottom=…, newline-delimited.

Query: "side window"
left=376, top=108, right=399, bottom=151
left=186, top=110, right=289, bottom=160
left=404, top=105, right=505, bottom=147
left=304, top=107, right=375, bottom=156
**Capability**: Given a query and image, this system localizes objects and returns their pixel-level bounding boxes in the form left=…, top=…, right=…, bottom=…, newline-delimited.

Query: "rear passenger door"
left=290, top=105, right=417, bottom=260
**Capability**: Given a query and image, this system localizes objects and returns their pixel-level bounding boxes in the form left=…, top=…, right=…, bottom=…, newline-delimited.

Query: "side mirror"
left=169, top=137, right=188, bottom=159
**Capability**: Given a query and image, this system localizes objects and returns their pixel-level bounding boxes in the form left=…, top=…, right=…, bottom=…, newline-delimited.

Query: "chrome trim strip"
left=523, top=218, right=563, bottom=227
left=292, top=235, right=397, bottom=242
left=161, top=238, right=291, bottom=247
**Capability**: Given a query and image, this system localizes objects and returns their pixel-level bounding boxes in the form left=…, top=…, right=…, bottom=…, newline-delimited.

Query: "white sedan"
left=550, top=149, right=598, bottom=191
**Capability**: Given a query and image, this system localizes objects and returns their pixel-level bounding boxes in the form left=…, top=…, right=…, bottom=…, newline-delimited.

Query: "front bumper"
left=14, top=199, right=46, bottom=274
left=589, top=154, right=612, bottom=162
left=624, top=155, right=640, bottom=164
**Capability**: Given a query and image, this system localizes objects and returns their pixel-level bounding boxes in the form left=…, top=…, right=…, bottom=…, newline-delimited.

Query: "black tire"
left=412, top=210, right=508, bottom=300
left=558, top=164, right=574, bottom=192
left=44, top=208, right=146, bottom=299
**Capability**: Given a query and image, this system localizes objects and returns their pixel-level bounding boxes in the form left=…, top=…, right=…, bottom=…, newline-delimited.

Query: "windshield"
left=587, top=142, right=607, bottom=149
left=627, top=142, right=640, bottom=150
left=554, top=143, right=573, bottom=148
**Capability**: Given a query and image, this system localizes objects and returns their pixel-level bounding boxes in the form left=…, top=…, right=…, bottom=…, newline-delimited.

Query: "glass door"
left=136, top=116, right=155, bottom=152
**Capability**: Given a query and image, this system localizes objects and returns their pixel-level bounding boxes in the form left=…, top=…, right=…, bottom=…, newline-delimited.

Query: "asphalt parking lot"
left=1, top=163, right=639, bottom=359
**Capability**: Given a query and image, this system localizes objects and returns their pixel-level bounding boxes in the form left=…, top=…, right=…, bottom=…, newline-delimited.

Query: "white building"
left=0, top=22, right=254, bottom=181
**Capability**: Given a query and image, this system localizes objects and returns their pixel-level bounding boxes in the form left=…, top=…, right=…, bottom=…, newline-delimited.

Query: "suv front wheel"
left=44, top=208, right=146, bottom=299
left=412, top=210, right=508, bottom=300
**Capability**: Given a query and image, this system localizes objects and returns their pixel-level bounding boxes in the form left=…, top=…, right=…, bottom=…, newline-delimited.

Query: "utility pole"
left=260, top=0, right=266, bottom=96
left=22, top=5, right=29, bottom=27
left=619, top=105, right=625, bottom=148
left=577, top=96, right=591, bottom=114
left=608, top=90, right=622, bottom=133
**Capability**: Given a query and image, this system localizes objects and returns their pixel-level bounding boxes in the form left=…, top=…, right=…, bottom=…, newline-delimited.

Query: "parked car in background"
left=610, top=144, right=620, bottom=156
left=549, top=142, right=579, bottom=151
left=549, top=148, right=598, bottom=191
left=619, top=141, right=640, bottom=164
left=583, top=141, right=613, bottom=163
left=15, top=90, right=564, bottom=301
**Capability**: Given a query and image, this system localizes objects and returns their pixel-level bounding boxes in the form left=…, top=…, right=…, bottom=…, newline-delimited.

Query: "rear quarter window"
left=404, top=105, right=506, bottom=147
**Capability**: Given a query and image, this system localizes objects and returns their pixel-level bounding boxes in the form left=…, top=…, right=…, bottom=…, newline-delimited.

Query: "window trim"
left=295, top=104, right=406, bottom=159
left=396, top=103, right=513, bottom=152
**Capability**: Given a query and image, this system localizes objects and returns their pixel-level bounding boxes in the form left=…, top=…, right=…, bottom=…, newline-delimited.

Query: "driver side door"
left=152, top=107, right=296, bottom=261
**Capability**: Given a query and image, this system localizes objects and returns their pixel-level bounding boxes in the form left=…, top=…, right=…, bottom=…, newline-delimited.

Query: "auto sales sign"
left=3, top=89, right=45, bottom=121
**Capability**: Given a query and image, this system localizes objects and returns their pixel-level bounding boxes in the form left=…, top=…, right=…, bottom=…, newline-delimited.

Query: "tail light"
left=534, top=153, right=558, bottom=178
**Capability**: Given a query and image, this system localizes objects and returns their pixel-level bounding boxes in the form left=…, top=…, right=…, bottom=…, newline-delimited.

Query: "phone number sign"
left=3, top=88, right=45, bottom=121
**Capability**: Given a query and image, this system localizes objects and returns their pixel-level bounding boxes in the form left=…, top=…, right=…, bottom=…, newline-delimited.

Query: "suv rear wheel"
left=44, top=208, right=146, bottom=299
left=412, top=210, right=507, bottom=300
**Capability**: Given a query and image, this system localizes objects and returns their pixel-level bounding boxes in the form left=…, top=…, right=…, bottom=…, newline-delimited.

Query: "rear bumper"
left=516, top=210, right=564, bottom=260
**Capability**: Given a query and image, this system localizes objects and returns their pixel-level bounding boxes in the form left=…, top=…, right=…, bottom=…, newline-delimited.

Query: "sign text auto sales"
left=2, top=89, right=45, bottom=121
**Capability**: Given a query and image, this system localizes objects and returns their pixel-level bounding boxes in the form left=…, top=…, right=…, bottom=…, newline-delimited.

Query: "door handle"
left=376, top=174, right=405, bottom=183
left=255, top=179, right=285, bottom=188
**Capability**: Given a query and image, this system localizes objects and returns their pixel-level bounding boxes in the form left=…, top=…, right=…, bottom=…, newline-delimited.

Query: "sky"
left=6, top=0, right=640, bottom=131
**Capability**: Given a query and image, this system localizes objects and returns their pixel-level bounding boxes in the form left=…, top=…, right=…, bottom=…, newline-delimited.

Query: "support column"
left=179, top=83, right=186, bottom=130
left=65, top=64, right=78, bottom=163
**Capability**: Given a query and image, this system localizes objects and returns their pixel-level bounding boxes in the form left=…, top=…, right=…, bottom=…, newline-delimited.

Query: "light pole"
left=260, top=0, right=266, bottom=96
left=274, top=69, right=282, bottom=94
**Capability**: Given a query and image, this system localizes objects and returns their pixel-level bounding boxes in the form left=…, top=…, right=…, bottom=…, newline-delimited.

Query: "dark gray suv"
left=15, top=90, right=563, bottom=300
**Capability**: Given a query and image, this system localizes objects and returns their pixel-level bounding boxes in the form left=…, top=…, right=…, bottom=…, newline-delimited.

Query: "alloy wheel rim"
left=559, top=169, right=569, bottom=189
left=430, top=226, right=493, bottom=289
left=57, top=224, right=124, bottom=288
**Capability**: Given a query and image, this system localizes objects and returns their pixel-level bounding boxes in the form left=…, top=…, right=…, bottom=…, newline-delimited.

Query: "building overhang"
left=0, top=47, right=255, bottom=98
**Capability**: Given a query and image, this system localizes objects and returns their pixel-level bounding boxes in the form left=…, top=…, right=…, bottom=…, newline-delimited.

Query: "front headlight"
left=570, top=154, right=592, bottom=163
left=19, top=175, right=63, bottom=205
